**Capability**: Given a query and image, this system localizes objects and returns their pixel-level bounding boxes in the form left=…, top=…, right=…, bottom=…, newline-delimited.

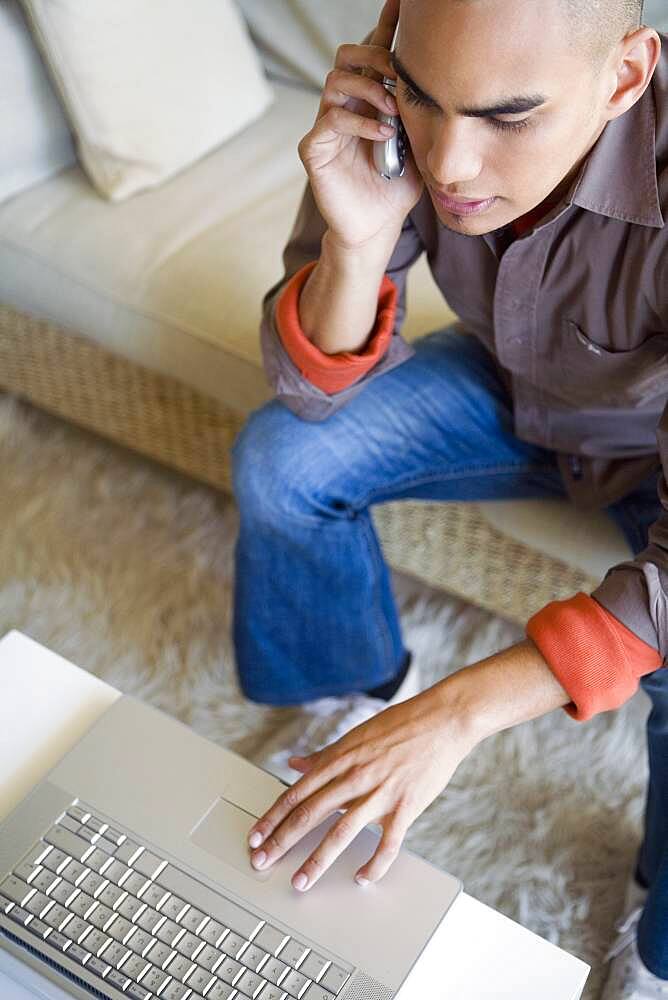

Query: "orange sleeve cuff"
left=526, top=592, right=662, bottom=722
left=274, top=260, right=399, bottom=394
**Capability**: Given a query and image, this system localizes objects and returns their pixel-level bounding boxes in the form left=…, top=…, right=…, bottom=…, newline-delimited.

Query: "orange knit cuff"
left=274, top=260, right=399, bottom=394
left=526, top=592, right=662, bottom=721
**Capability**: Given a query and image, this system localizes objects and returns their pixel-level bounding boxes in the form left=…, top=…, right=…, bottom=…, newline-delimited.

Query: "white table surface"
left=0, top=629, right=590, bottom=1000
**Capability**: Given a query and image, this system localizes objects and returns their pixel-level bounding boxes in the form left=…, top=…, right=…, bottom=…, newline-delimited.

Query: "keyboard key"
left=180, top=905, right=207, bottom=933
left=25, top=892, right=51, bottom=917
left=105, top=859, right=132, bottom=886
left=156, top=917, right=183, bottom=946
left=117, top=894, right=145, bottom=921
left=57, top=815, right=81, bottom=834
left=115, top=840, right=141, bottom=865
left=127, top=984, right=152, bottom=1000
left=262, top=957, right=289, bottom=985
left=59, top=859, right=86, bottom=884
left=139, top=964, right=170, bottom=993
left=0, top=876, right=33, bottom=906
left=83, top=927, right=112, bottom=954
left=124, top=926, right=153, bottom=955
left=132, top=849, right=164, bottom=880
left=254, top=924, right=288, bottom=956
left=186, top=964, right=216, bottom=992
left=319, top=965, right=349, bottom=994
left=199, top=918, right=226, bottom=946
left=68, top=892, right=96, bottom=919
left=45, top=930, right=69, bottom=951
left=160, top=894, right=188, bottom=921
left=220, top=930, right=247, bottom=959
left=206, top=982, right=237, bottom=1000
left=166, top=952, right=195, bottom=981
left=108, top=915, right=133, bottom=942
left=147, top=939, right=175, bottom=967
left=100, top=940, right=130, bottom=967
left=42, top=903, right=70, bottom=931
left=28, top=869, right=58, bottom=895
left=138, top=882, right=168, bottom=908
left=123, top=870, right=149, bottom=896
left=136, top=905, right=163, bottom=934
left=281, top=968, right=310, bottom=998
left=12, top=861, right=40, bottom=883
left=64, top=942, right=90, bottom=965
left=235, top=968, right=264, bottom=997
left=103, top=827, right=125, bottom=846
left=62, top=916, right=92, bottom=943
left=241, top=943, right=269, bottom=971
left=97, top=882, right=125, bottom=908
left=88, top=903, right=116, bottom=929
left=196, top=942, right=224, bottom=972
left=25, top=916, right=49, bottom=938
left=66, top=805, right=89, bottom=823
left=48, top=879, right=78, bottom=907
left=76, top=826, right=98, bottom=844
left=95, top=837, right=119, bottom=855
left=43, top=826, right=93, bottom=863
left=156, top=864, right=262, bottom=940
left=119, top=953, right=151, bottom=981
left=175, top=930, right=202, bottom=959
left=161, top=982, right=191, bottom=1000
left=217, top=956, right=243, bottom=985
left=106, top=969, right=131, bottom=991
left=278, top=939, right=309, bottom=969
left=85, top=955, right=110, bottom=977
left=86, top=848, right=114, bottom=873
left=257, top=985, right=287, bottom=1000
left=302, top=986, right=335, bottom=1000
left=84, top=817, right=107, bottom=834
left=299, top=953, right=330, bottom=982
left=78, top=871, right=107, bottom=896
left=5, top=904, right=30, bottom=926
left=41, top=849, right=70, bottom=875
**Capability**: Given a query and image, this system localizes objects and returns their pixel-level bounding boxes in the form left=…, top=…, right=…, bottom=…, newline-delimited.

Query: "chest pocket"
left=557, top=320, right=668, bottom=408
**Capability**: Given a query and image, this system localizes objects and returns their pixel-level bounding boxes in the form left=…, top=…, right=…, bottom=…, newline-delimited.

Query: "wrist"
left=322, top=227, right=402, bottom=272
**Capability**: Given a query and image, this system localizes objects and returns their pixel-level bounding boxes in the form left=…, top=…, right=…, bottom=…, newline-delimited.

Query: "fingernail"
left=355, top=875, right=369, bottom=887
left=293, top=872, right=308, bottom=891
left=379, top=124, right=394, bottom=136
left=252, top=850, right=267, bottom=868
left=248, top=831, right=263, bottom=848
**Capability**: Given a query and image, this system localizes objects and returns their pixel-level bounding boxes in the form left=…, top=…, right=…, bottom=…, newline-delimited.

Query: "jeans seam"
left=359, top=510, right=395, bottom=675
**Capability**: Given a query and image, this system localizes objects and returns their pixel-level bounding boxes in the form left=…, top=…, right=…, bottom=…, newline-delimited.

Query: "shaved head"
left=562, top=0, right=645, bottom=66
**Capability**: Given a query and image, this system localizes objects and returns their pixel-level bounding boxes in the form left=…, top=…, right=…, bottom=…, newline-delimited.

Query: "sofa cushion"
left=0, top=0, right=75, bottom=204
left=19, top=0, right=275, bottom=201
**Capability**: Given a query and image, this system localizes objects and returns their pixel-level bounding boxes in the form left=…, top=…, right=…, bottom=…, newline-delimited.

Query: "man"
left=231, top=0, right=667, bottom=993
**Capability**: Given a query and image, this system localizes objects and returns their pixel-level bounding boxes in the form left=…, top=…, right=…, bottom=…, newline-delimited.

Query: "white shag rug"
left=0, top=392, right=652, bottom=998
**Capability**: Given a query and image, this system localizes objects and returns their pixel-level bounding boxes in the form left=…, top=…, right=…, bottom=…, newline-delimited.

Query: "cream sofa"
left=2, top=1, right=665, bottom=625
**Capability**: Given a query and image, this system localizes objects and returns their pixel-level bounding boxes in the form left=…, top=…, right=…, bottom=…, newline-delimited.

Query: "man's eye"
left=488, top=117, right=531, bottom=134
left=401, top=83, right=432, bottom=109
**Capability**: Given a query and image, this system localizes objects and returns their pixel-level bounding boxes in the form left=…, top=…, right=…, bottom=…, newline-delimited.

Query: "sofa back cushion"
left=0, top=0, right=75, bottom=204
left=237, top=0, right=381, bottom=90
left=18, top=0, right=275, bottom=202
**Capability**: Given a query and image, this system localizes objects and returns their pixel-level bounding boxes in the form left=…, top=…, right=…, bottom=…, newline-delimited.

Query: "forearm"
left=437, top=638, right=572, bottom=746
left=299, top=228, right=401, bottom=355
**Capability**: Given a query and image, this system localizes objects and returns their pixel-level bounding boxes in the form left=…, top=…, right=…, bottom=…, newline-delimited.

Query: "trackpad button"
left=190, top=796, right=274, bottom=882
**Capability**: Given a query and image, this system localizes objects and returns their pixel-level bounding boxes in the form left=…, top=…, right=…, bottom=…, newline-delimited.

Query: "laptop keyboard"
left=0, top=800, right=352, bottom=1000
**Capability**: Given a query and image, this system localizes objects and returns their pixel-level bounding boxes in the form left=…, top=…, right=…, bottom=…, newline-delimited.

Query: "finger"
left=247, top=749, right=357, bottom=850
left=249, top=763, right=376, bottom=870
left=355, top=812, right=409, bottom=885
left=333, top=42, right=395, bottom=83
left=320, top=67, right=398, bottom=118
left=304, top=107, right=395, bottom=156
left=290, top=799, right=379, bottom=893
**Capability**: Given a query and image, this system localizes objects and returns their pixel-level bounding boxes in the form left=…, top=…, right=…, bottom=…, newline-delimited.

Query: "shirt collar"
left=569, top=77, right=664, bottom=229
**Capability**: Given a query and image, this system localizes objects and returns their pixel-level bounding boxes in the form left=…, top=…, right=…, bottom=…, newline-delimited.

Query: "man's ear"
left=603, top=26, right=661, bottom=121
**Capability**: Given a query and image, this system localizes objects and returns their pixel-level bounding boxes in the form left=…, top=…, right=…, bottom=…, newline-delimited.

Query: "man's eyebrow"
left=389, top=52, right=547, bottom=116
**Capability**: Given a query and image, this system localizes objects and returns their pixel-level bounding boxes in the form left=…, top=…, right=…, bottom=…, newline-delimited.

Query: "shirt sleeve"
left=274, top=260, right=399, bottom=394
left=526, top=592, right=662, bottom=721
left=259, top=179, right=426, bottom=422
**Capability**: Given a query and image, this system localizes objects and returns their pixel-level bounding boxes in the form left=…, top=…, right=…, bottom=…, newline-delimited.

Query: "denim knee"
left=231, top=400, right=331, bottom=527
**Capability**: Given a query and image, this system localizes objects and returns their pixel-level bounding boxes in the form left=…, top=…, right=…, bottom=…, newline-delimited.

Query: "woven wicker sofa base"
left=0, top=303, right=597, bottom=625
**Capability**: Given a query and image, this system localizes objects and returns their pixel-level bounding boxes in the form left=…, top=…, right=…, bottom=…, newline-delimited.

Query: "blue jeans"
left=231, top=326, right=666, bottom=972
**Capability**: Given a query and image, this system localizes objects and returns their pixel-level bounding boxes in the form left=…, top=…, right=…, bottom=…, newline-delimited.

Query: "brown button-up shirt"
left=259, top=33, right=668, bottom=659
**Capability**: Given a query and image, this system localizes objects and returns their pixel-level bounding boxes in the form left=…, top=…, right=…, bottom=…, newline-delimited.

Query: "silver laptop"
left=0, top=692, right=462, bottom=1000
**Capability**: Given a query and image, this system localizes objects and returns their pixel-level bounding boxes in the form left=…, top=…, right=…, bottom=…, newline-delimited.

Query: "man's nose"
left=425, top=120, right=483, bottom=187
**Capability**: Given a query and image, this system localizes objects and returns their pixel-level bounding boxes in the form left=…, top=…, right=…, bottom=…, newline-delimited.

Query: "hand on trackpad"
left=190, top=795, right=277, bottom=881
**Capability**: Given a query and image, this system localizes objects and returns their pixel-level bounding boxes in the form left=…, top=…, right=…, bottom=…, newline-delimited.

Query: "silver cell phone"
left=374, top=22, right=408, bottom=180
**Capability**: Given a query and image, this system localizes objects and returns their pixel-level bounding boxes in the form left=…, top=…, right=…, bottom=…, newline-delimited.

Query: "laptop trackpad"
left=190, top=796, right=275, bottom=882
